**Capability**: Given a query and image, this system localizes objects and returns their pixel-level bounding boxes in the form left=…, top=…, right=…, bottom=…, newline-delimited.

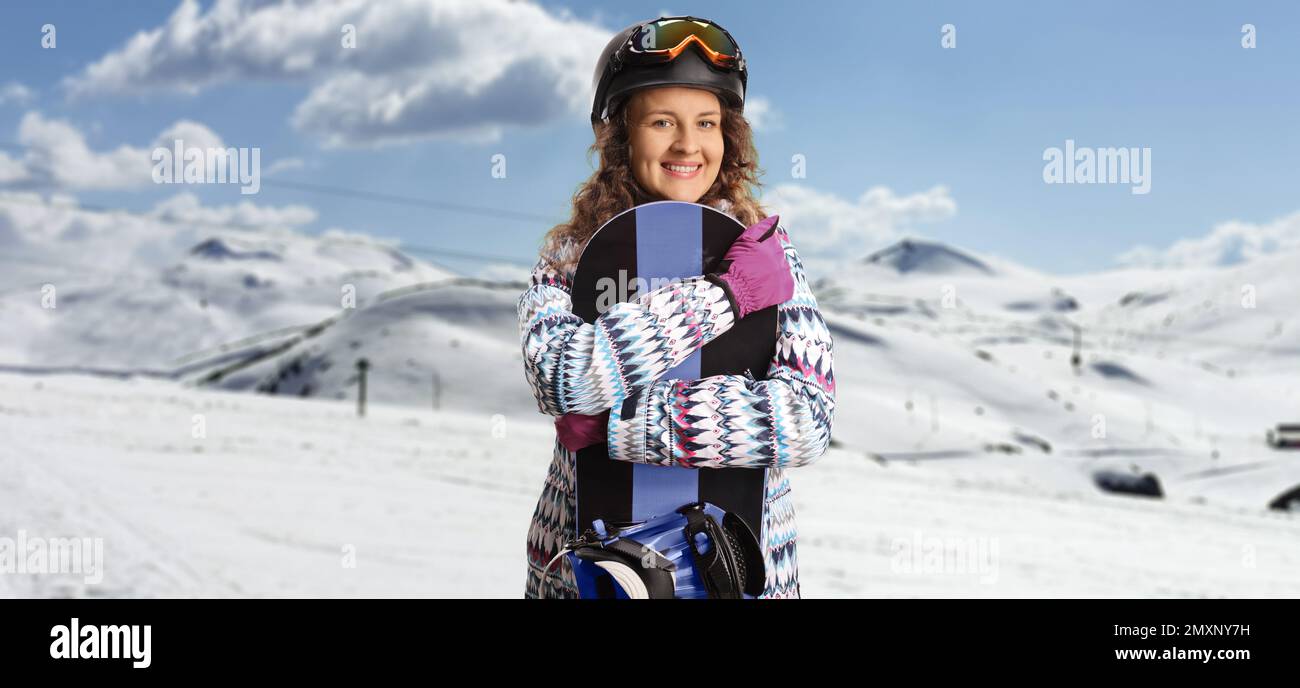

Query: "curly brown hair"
left=538, top=92, right=768, bottom=274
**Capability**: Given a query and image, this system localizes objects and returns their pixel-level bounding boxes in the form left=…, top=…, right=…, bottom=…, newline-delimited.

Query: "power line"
left=261, top=179, right=557, bottom=224
left=0, top=140, right=562, bottom=225
left=0, top=192, right=537, bottom=269
left=0, top=136, right=556, bottom=266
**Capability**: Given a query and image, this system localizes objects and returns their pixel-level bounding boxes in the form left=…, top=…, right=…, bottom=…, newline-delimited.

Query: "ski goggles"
left=620, top=16, right=744, bottom=71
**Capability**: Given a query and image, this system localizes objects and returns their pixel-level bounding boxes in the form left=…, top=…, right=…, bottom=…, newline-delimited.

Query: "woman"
left=518, top=16, right=836, bottom=598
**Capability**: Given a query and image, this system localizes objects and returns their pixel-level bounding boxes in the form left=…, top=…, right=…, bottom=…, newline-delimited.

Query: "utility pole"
left=432, top=370, right=441, bottom=411
left=1071, top=322, right=1082, bottom=374
left=356, top=358, right=370, bottom=417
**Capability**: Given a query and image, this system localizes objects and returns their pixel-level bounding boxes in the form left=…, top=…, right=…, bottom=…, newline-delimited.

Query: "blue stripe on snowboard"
left=631, top=202, right=701, bottom=520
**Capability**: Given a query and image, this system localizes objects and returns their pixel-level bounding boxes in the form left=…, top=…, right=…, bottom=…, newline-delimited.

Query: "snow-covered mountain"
left=861, top=238, right=998, bottom=277
left=206, top=278, right=537, bottom=418
left=807, top=236, right=1300, bottom=514
left=4, top=224, right=1299, bottom=517
left=0, top=226, right=457, bottom=370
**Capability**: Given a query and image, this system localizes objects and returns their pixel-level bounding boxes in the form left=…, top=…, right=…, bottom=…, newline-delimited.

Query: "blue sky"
left=2, top=0, right=1298, bottom=276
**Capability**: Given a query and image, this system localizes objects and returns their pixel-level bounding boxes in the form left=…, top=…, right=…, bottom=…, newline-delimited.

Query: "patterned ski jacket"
left=519, top=200, right=836, bottom=598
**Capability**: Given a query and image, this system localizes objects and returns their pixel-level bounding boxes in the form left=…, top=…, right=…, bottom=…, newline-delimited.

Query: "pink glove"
left=555, top=409, right=610, bottom=452
left=705, top=214, right=793, bottom=319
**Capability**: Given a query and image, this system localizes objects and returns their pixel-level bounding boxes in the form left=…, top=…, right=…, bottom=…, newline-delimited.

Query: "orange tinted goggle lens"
left=628, top=18, right=739, bottom=67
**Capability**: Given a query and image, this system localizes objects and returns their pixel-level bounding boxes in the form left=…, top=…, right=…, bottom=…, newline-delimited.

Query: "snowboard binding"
left=540, top=502, right=765, bottom=599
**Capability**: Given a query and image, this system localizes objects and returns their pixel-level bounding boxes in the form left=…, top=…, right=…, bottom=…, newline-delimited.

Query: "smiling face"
left=625, top=86, right=724, bottom=203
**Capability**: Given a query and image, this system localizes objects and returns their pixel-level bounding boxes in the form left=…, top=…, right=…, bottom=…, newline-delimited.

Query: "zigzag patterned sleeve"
left=606, top=224, right=836, bottom=469
left=518, top=239, right=738, bottom=417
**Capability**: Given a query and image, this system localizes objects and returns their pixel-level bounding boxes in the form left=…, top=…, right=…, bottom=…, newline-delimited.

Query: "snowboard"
left=569, top=200, right=779, bottom=560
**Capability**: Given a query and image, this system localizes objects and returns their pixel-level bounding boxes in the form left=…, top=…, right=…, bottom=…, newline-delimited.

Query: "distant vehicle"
left=1266, top=424, right=1300, bottom=449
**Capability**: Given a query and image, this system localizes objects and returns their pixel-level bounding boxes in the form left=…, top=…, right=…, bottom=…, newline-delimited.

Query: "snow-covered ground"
left=1, top=371, right=1297, bottom=598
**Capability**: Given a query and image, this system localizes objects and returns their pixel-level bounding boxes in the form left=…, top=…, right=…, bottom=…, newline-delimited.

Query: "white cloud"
left=1117, top=210, right=1300, bottom=269
left=0, top=82, right=34, bottom=106
left=66, top=0, right=612, bottom=147
left=0, top=190, right=318, bottom=276
left=154, top=120, right=226, bottom=152
left=0, top=152, right=26, bottom=184
left=474, top=261, right=530, bottom=283
left=15, top=112, right=154, bottom=189
left=0, top=112, right=226, bottom=191
left=264, top=157, right=306, bottom=176
left=743, top=96, right=779, bottom=132
left=319, top=226, right=400, bottom=248
left=763, top=183, right=957, bottom=256
left=150, top=192, right=317, bottom=231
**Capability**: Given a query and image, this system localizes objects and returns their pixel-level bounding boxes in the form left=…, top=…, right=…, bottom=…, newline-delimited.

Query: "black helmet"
left=590, top=16, right=747, bottom=130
